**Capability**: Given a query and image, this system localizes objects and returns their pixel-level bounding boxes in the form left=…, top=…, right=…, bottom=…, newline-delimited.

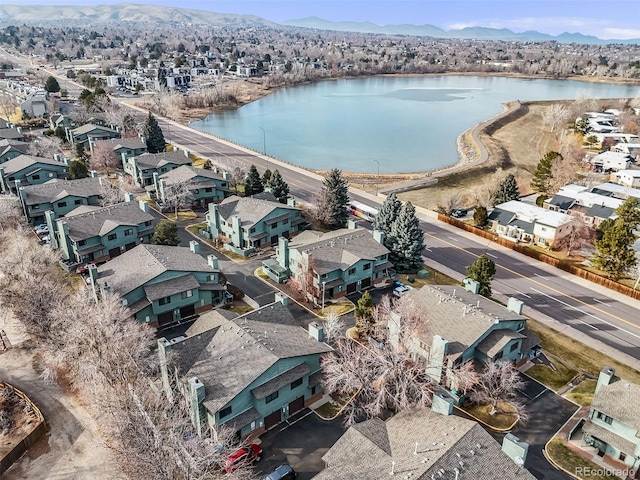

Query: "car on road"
left=392, top=285, right=413, bottom=298
left=264, top=464, right=297, bottom=480
left=223, top=444, right=262, bottom=473
left=35, top=223, right=49, bottom=235
left=450, top=208, right=468, bottom=218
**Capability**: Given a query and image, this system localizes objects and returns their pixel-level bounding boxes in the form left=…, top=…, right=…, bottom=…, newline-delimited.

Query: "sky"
left=6, top=0, right=640, bottom=39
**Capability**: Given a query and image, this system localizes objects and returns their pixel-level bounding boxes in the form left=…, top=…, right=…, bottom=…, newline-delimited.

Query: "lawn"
left=528, top=319, right=640, bottom=385
left=394, top=265, right=459, bottom=288
left=463, top=402, right=519, bottom=430
left=567, top=379, right=598, bottom=406
left=226, top=302, right=254, bottom=315
left=321, top=300, right=355, bottom=318
left=526, top=358, right=578, bottom=391
left=546, top=438, right=619, bottom=480
left=165, top=210, right=199, bottom=221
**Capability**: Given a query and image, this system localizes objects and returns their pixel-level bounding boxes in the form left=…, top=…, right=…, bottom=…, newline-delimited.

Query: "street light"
left=373, top=159, right=380, bottom=196
left=258, top=126, right=269, bottom=171
left=322, top=281, right=326, bottom=313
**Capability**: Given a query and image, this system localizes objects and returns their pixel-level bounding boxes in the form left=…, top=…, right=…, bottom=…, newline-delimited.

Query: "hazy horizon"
left=4, top=0, right=640, bottom=39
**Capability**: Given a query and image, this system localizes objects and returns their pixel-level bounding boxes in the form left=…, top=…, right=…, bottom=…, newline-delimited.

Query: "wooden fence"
left=437, top=214, right=640, bottom=301
left=0, top=381, right=48, bottom=476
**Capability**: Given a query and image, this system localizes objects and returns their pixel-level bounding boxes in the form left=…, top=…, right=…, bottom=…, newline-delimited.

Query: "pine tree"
left=373, top=193, right=401, bottom=237
left=151, top=220, right=179, bottom=246
left=592, top=221, right=637, bottom=280
left=473, top=205, right=488, bottom=227
left=69, top=160, right=89, bottom=179
left=466, top=254, right=496, bottom=297
left=614, top=197, right=640, bottom=229
left=492, top=173, right=520, bottom=206
left=262, top=168, right=272, bottom=187
left=244, top=164, right=264, bottom=197
left=530, top=151, right=561, bottom=196
left=389, top=202, right=424, bottom=273
left=44, top=76, right=60, bottom=93
left=143, top=112, right=166, bottom=154
left=267, top=169, right=289, bottom=203
left=354, top=290, right=374, bottom=336
left=203, top=159, right=213, bottom=170
left=320, top=168, right=350, bottom=228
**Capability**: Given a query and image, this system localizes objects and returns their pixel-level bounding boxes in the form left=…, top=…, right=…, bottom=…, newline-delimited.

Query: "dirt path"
left=0, top=314, right=124, bottom=480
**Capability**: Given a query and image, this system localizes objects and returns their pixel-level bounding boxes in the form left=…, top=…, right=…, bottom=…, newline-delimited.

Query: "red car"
left=223, top=444, right=262, bottom=473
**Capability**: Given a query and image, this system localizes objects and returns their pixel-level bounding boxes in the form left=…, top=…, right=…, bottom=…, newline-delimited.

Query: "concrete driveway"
left=257, top=410, right=347, bottom=480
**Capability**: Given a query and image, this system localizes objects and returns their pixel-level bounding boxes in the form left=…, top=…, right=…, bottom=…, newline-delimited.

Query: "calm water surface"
left=191, top=76, right=640, bottom=173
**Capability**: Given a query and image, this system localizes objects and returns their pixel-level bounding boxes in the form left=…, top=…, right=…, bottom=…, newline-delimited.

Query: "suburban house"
left=314, top=405, right=536, bottom=480
left=49, top=113, right=70, bottom=130
left=612, top=143, right=640, bottom=158
left=0, top=127, right=25, bottom=142
left=544, top=184, right=622, bottom=226
left=388, top=283, right=539, bottom=384
left=613, top=170, right=640, bottom=189
left=46, top=196, right=155, bottom=264
left=590, top=151, right=635, bottom=172
left=158, top=297, right=332, bottom=438
left=0, top=139, right=29, bottom=164
left=123, top=150, right=192, bottom=189
left=88, top=242, right=226, bottom=328
left=0, top=154, right=68, bottom=194
left=272, top=222, right=392, bottom=299
left=488, top=200, right=573, bottom=247
left=20, top=90, right=48, bottom=118
left=17, top=176, right=105, bottom=225
left=581, top=367, right=640, bottom=474
left=89, top=136, right=148, bottom=160
left=67, top=123, right=120, bottom=148
left=207, top=194, right=304, bottom=256
left=154, top=165, right=230, bottom=208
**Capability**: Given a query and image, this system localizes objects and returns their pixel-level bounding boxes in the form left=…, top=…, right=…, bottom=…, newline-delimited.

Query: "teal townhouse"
left=89, top=242, right=226, bottom=328
left=154, top=165, right=230, bottom=209
left=582, top=367, right=640, bottom=473
left=67, top=123, right=120, bottom=149
left=0, top=154, right=68, bottom=194
left=89, top=136, right=148, bottom=161
left=49, top=113, right=70, bottom=130
left=46, top=197, right=155, bottom=264
left=207, top=193, right=305, bottom=256
left=158, top=298, right=332, bottom=439
left=0, top=139, right=29, bottom=164
left=388, top=283, right=540, bottom=386
left=17, top=176, right=104, bottom=225
left=0, top=127, right=25, bottom=142
left=123, top=150, right=192, bottom=189
left=274, top=222, right=392, bottom=300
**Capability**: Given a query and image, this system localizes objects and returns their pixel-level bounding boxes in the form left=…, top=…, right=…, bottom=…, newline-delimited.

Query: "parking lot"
left=257, top=409, right=347, bottom=480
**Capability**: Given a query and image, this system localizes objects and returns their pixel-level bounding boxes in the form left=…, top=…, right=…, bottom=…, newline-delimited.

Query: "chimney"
left=507, top=297, right=524, bottom=315
left=139, top=135, right=146, bottom=145
left=501, top=433, right=529, bottom=468
left=373, top=229, right=384, bottom=244
left=286, top=197, right=296, bottom=207
left=124, top=192, right=135, bottom=202
left=347, top=219, right=358, bottom=230
left=138, top=200, right=149, bottom=212
left=596, top=366, right=616, bottom=393
left=277, top=237, right=289, bottom=269
left=207, top=254, right=219, bottom=270
left=431, top=387, right=454, bottom=416
left=189, top=240, right=200, bottom=254
left=90, top=170, right=98, bottom=178
left=121, top=152, right=128, bottom=165
left=308, top=322, right=324, bottom=342
left=54, top=153, right=62, bottom=163
left=16, top=126, right=22, bottom=134
left=275, top=292, right=288, bottom=305
left=184, top=149, right=190, bottom=158
left=426, top=335, right=449, bottom=383
left=463, top=278, right=480, bottom=294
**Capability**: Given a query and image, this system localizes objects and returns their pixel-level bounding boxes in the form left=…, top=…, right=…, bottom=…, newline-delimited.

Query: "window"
left=291, top=378, right=303, bottom=390
left=78, top=240, right=86, bottom=246
left=32, top=204, right=39, bottom=210
left=250, top=227, right=256, bottom=234
left=32, top=174, right=40, bottom=180
left=363, top=263, right=371, bottom=271
left=219, top=406, right=232, bottom=419
left=205, top=188, right=212, bottom=193
left=181, top=290, right=193, bottom=299
left=124, top=228, right=133, bottom=236
left=107, top=233, right=117, bottom=241
left=145, top=220, right=152, bottom=226
left=321, top=274, right=327, bottom=280
left=221, top=183, right=228, bottom=188
left=159, top=296, right=171, bottom=306
left=596, top=411, right=613, bottom=424
left=348, top=267, right=356, bottom=275
left=270, top=223, right=277, bottom=229
left=619, top=452, right=626, bottom=462
left=57, top=201, right=67, bottom=207
left=494, top=350, right=504, bottom=360
left=282, top=218, right=289, bottom=225
left=510, top=342, right=519, bottom=352
left=265, top=391, right=279, bottom=404
left=74, top=199, right=82, bottom=205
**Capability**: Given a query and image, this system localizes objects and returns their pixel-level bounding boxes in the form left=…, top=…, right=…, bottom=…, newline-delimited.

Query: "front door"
left=264, top=410, right=281, bottom=430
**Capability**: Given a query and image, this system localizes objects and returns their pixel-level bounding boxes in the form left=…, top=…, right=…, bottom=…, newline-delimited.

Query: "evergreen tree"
left=592, top=221, right=637, bottom=280
left=466, top=254, right=496, bottom=297
left=614, top=197, right=640, bottom=229
left=151, top=220, right=179, bottom=246
left=389, top=202, right=424, bottom=273
left=320, top=168, right=350, bottom=228
left=44, top=76, right=60, bottom=93
left=354, top=290, right=374, bottom=336
left=473, top=205, right=488, bottom=227
left=267, top=169, right=289, bottom=203
left=75, top=142, right=87, bottom=161
left=262, top=168, right=272, bottom=187
left=68, top=160, right=89, bottom=179
left=492, top=173, right=520, bottom=206
left=372, top=193, right=401, bottom=237
left=244, top=165, right=264, bottom=197
left=143, top=112, right=166, bottom=154
left=530, top=151, right=561, bottom=196
left=203, top=159, right=213, bottom=170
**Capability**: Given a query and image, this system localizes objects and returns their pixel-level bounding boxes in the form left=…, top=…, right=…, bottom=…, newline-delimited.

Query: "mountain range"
left=0, top=4, right=637, bottom=45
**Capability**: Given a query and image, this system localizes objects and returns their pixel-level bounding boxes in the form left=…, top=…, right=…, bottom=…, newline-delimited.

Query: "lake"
left=190, top=76, right=640, bottom=174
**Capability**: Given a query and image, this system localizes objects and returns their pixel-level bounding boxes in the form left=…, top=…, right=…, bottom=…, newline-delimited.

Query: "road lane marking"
left=424, top=247, right=433, bottom=252
left=447, top=236, right=459, bottom=242
left=486, top=252, right=498, bottom=258
left=593, top=298, right=607, bottom=305
left=515, top=290, right=531, bottom=299
left=530, top=288, right=598, bottom=330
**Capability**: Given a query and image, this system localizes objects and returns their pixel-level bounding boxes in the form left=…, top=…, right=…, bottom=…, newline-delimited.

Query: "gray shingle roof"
left=135, top=151, right=192, bottom=169
left=592, top=377, right=640, bottom=431
left=0, top=128, right=24, bottom=140
left=93, top=137, right=146, bottom=151
left=143, top=273, right=200, bottom=301
left=289, top=228, right=389, bottom=275
left=251, top=362, right=310, bottom=399
left=59, top=200, right=154, bottom=242
left=545, top=195, right=575, bottom=211
left=72, top=123, right=118, bottom=136
left=583, top=420, right=638, bottom=455
left=160, top=165, right=225, bottom=185
left=475, top=329, right=525, bottom=358
left=215, top=195, right=298, bottom=227
left=171, top=301, right=332, bottom=415
left=315, top=408, right=537, bottom=480
left=21, top=177, right=104, bottom=205
left=0, top=139, right=29, bottom=158
left=0, top=154, right=66, bottom=176
left=220, top=407, right=262, bottom=431
left=97, top=243, right=217, bottom=296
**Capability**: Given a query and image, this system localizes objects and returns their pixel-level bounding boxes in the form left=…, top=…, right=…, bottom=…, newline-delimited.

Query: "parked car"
left=40, top=235, right=51, bottom=245
left=264, top=464, right=297, bottom=480
left=75, top=262, right=96, bottom=275
left=392, top=285, right=413, bottom=298
left=35, top=224, right=49, bottom=235
left=450, top=208, right=468, bottom=218
left=223, top=444, right=262, bottom=473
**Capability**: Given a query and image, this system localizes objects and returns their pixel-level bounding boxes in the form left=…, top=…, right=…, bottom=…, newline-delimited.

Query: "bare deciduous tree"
left=90, top=141, right=121, bottom=176
left=27, top=135, right=65, bottom=158
left=100, top=177, right=128, bottom=206
left=163, top=179, right=194, bottom=218
left=469, top=360, right=527, bottom=420
left=323, top=311, right=345, bottom=345
left=542, top=103, right=569, bottom=132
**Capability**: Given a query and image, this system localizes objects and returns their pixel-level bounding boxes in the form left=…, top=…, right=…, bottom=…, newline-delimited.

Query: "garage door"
left=264, top=410, right=281, bottom=430
left=288, top=396, right=304, bottom=416
left=108, top=247, right=121, bottom=259
left=361, top=278, right=371, bottom=289
left=346, top=282, right=357, bottom=294
left=179, top=304, right=195, bottom=319
left=158, top=311, right=173, bottom=326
